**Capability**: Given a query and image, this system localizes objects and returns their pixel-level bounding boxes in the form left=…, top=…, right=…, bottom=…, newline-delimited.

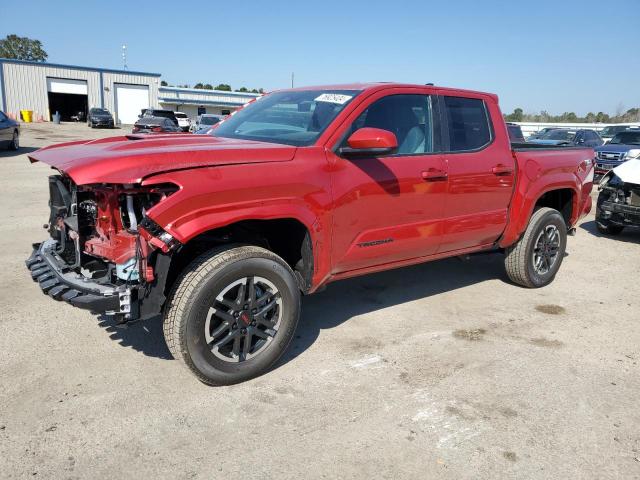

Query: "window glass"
left=443, top=96, right=491, bottom=151
left=0, top=112, right=7, bottom=121
left=214, top=90, right=359, bottom=146
left=345, top=95, right=433, bottom=154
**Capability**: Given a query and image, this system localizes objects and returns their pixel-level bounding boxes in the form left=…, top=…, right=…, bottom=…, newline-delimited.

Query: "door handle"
left=421, top=168, right=447, bottom=181
left=492, top=164, right=514, bottom=176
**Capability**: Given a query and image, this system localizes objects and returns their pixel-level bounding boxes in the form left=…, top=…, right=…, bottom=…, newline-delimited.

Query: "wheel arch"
left=164, top=216, right=317, bottom=297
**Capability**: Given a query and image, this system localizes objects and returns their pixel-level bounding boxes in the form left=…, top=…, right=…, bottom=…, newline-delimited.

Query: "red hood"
left=29, top=134, right=297, bottom=184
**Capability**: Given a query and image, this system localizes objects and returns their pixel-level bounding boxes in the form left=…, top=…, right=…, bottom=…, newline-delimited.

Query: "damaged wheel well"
left=164, top=218, right=314, bottom=297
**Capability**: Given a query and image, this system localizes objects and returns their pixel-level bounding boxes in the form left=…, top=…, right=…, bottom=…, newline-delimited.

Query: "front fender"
left=140, top=159, right=333, bottom=288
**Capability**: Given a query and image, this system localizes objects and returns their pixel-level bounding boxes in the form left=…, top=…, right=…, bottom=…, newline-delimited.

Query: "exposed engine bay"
left=597, top=159, right=640, bottom=228
left=27, top=174, right=180, bottom=322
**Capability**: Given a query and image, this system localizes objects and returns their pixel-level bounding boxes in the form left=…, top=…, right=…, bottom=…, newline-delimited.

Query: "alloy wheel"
left=204, top=276, right=282, bottom=362
left=532, top=225, right=560, bottom=275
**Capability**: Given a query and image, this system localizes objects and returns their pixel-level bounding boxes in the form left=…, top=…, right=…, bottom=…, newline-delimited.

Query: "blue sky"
left=1, top=0, right=638, bottom=115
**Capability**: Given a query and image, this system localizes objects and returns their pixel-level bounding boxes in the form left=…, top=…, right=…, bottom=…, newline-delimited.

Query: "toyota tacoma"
left=26, top=83, right=594, bottom=385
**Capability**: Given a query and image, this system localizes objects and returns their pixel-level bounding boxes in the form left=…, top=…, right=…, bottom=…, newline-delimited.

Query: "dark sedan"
left=528, top=128, right=603, bottom=147
left=0, top=110, right=20, bottom=150
left=132, top=116, right=183, bottom=134
left=87, top=108, right=114, bottom=128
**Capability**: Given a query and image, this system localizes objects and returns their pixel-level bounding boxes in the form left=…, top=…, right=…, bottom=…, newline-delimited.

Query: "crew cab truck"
left=26, top=83, right=594, bottom=385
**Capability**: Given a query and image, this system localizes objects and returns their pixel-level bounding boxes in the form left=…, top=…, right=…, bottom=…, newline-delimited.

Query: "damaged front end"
left=26, top=175, right=180, bottom=323
left=597, top=161, right=640, bottom=229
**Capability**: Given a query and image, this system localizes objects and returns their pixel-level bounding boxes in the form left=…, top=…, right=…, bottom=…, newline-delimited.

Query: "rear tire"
left=163, top=245, right=301, bottom=386
left=504, top=207, right=567, bottom=288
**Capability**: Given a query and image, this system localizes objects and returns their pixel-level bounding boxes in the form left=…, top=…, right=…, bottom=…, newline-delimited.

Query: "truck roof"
left=286, top=82, right=499, bottom=103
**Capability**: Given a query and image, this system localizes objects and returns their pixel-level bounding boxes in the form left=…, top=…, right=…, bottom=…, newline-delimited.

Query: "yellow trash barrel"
left=21, top=110, right=33, bottom=123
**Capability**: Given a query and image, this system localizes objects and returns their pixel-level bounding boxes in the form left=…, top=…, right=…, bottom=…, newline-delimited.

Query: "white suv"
left=174, top=112, right=191, bottom=132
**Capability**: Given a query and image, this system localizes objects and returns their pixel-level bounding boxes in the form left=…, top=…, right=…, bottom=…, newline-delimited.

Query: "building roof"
left=0, top=58, right=161, bottom=77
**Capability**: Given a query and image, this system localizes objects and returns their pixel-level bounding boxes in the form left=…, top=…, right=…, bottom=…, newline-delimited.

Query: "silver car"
left=191, top=114, right=224, bottom=132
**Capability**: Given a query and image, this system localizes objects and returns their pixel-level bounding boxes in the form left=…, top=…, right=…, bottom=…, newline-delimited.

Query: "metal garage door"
left=114, top=84, right=149, bottom=125
left=47, top=78, right=88, bottom=95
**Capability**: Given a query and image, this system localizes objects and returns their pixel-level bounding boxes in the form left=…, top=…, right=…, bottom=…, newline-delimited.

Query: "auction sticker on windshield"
left=315, top=93, right=353, bottom=104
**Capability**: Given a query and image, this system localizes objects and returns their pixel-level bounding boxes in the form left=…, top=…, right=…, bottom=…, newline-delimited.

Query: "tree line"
left=504, top=107, right=640, bottom=124
left=160, top=80, right=263, bottom=94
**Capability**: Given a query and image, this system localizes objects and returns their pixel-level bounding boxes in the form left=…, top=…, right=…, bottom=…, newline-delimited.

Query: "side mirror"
left=339, top=127, right=398, bottom=158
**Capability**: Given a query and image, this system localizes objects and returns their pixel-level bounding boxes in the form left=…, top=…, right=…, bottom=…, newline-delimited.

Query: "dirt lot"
left=1, top=123, right=639, bottom=479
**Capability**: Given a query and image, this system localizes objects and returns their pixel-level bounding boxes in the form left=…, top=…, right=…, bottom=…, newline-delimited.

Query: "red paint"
left=29, top=83, right=593, bottom=292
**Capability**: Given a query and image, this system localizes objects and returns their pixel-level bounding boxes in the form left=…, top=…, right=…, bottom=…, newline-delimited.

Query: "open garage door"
left=47, top=78, right=88, bottom=121
left=115, top=84, right=149, bottom=125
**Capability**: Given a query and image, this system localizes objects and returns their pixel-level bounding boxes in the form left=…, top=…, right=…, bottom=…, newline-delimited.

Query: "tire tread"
left=163, top=245, right=297, bottom=386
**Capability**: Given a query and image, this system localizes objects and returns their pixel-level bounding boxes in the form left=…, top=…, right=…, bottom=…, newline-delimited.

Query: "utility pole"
left=291, top=72, right=294, bottom=88
left=122, top=45, right=128, bottom=71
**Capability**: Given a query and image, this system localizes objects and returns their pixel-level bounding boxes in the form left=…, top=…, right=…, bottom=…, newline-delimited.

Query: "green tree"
left=504, top=107, right=523, bottom=122
left=236, top=87, right=249, bottom=92
left=203, top=84, right=213, bottom=90
left=0, top=34, right=48, bottom=61
left=193, top=83, right=204, bottom=89
left=160, top=80, right=168, bottom=86
left=214, top=83, right=232, bottom=91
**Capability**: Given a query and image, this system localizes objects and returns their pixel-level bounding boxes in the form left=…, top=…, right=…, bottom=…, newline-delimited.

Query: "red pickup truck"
left=26, top=83, right=594, bottom=385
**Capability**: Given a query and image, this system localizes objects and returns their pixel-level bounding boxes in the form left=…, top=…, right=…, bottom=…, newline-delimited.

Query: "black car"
left=528, top=128, right=603, bottom=147
left=506, top=123, right=525, bottom=142
left=140, top=108, right=179, bottom=126
left=0, top=110, right=20, bottom=150
left=87, top=108, right=114, bottom=128
left=132, top=116, right=182, bottom=134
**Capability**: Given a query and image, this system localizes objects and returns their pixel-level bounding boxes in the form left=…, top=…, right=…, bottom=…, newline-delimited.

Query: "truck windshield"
left=213, top=90, right=360, bottom=146
left=609, top=131, right=640, bottom=145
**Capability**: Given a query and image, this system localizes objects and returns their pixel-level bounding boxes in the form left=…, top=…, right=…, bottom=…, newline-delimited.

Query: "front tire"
left=163, top=245, right=301, bottom=385
left=504, top=207, right=567, bottom=288
left=8, top=130, right=19, bottom=150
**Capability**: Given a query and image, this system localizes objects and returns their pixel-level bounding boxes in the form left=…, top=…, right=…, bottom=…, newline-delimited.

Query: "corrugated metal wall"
left=103, top=72, right=160, bottom=113
left=159, top=87, right=258, bottom=105
left=0, top=60, right=160, bottom=121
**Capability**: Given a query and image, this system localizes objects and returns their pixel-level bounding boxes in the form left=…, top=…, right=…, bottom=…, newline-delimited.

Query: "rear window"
left=174, top=113, right=188, bottom=118
left=443, top=96, right=492, bottom=151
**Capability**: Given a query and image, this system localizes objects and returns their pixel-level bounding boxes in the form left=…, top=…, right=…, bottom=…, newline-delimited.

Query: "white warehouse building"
left=0, top=58, right=259, bottom=124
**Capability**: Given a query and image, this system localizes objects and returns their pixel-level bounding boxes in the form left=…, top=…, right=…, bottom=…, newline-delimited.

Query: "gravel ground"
left=1, top=122, right=639, bottom=480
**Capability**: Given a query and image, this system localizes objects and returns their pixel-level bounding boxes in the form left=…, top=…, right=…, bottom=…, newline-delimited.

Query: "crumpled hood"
left=612, top=159, right=640, bottom=184
left=29, top=134, right=297, bottom=184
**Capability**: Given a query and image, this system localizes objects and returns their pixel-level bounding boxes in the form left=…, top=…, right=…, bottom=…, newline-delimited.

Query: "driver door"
left=326, top=91, right=447, bottom=273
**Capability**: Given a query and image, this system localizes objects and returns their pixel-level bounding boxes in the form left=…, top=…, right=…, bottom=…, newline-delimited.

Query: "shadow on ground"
left=580, top=220, right=639, bottom=244
left=0, top=147, right=39, bottom=158
left=97, top=252, right=507, bottom=367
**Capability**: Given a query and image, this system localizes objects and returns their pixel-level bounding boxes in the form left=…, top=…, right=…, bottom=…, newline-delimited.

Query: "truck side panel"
left=499, top=147, right=594, bottom=248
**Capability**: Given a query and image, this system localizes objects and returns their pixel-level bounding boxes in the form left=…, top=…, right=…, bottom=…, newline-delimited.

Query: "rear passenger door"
left=436, top=94, right=515, bottom=253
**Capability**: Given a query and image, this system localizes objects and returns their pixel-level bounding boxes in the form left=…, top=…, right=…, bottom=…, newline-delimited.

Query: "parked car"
left=0, top=110, right=19, bottom=150
left=193, top=126, right=216, bottom=135
left=527, top=127, right=556, bottom=141
left=506, top=123, right=525, bottom=143
left=87, top=108, right=114, bottom=128
left=174, top=112, right=191, bottom=132
left=593, top=130, right=640, bottom=180
left=599, top=125, right=632, bottom=144
left=132, top=116, right=182, bottom=134
left=26, top=83, right=594, bottom=385
left=140, top=108, right=179, bottom=126
left=596, top=158, right=640, bottom=235
left=70, top=110, right=86, bottom=122
left=191, top=114, right=224, bottom=132
left=528, top=128, right=603, bottom=147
